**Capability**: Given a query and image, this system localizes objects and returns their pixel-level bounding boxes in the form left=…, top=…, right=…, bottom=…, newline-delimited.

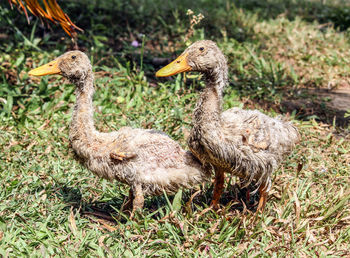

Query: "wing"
left=73, top=129, right=138, bottom=161
left=108, top=133, right=137, bottom=161
left=221, top=107, right=300, bottom=155
left=110, top=150, right=137, bottom=161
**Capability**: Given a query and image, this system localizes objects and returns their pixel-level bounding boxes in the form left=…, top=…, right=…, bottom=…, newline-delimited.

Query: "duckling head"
left=29, top=51, right=92, bottom=85
left=156, top=40, right=227, bottom=78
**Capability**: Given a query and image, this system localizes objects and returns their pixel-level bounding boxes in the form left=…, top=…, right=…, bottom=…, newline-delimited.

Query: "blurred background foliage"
left=3, top=0, right=350, bottom=52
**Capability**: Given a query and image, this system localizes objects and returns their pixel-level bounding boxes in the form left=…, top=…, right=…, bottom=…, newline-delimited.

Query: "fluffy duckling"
left=29, top=51, right=211, bottom=213
left=156, top=40, right=299, bottom=211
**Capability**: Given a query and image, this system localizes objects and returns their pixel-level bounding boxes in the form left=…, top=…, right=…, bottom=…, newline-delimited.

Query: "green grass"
left=1, top=0, right=350, bottom=256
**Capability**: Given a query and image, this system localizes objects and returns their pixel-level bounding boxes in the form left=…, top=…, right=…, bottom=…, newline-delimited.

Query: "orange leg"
left=211, top=169, right=225, bottom=209
left=256, top=185, right=267, bottom=213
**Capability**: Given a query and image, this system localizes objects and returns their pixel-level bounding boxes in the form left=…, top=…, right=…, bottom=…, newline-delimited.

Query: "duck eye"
left=199, top=47, right=204, bottom=51
left=71, top=55, right=76, bottom=60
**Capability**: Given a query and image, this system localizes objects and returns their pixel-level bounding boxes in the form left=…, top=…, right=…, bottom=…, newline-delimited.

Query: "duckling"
left=156, top=40, right=299, bottom=211
left=29, top=51, right=211, bottom=213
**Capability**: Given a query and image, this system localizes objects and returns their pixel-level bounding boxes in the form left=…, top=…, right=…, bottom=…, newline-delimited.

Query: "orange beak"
left=156, top=53, right=192, bottom=77
left=28, top=59, right=61, bottom=76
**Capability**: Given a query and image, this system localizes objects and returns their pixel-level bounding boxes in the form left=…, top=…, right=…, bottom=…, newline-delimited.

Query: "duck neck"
left=193, top=66, right=227, bottom=128
left=69, top=71, right=97, bottom=142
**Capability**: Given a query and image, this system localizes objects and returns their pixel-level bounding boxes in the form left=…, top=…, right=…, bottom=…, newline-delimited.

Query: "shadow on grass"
left=54, top=182, right=259, bottom=223
left=56, top=184, right=128, bottom=223
left=3, top=0, right=350, bottom=49
left=243, top=97, right=350, bottom=129
left=242, top=86, right=350, bottom=128
left=234, top=86, right=350, bottom=129
left=230, top=63, right=350, bottom=128
left=281, top=88, right=350, bottom=128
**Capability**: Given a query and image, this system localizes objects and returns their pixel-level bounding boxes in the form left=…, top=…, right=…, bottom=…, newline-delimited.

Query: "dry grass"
left=255, top=16, right=350, bottom=89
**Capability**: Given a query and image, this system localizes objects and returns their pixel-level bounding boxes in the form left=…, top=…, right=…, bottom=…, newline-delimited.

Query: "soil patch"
left=282, top=86, right=350, bottom=127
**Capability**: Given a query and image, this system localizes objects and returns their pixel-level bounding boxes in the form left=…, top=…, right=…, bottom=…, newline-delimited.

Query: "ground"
left=0, top=0, right=349, bottom=256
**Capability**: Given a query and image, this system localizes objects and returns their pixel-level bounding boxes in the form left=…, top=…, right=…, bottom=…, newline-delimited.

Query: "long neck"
left=193, top=65, right=228, bottom=127
left=69, top=71, right=97, bottom=143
